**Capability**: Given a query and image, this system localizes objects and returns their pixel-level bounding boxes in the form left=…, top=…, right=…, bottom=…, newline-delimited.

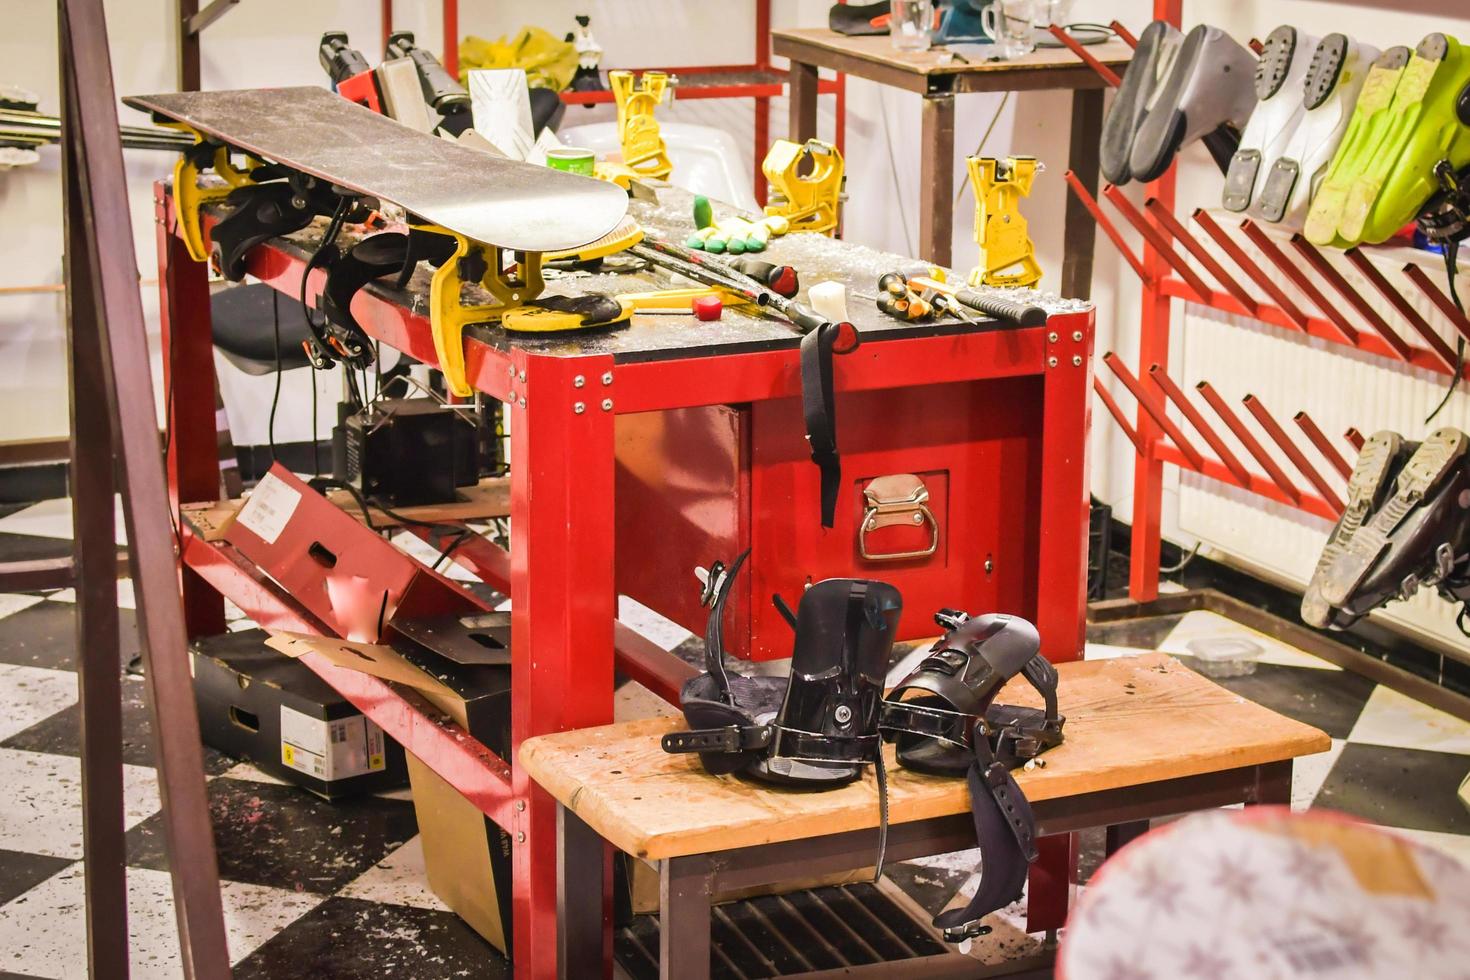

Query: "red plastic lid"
left=693, top=295, right=723, bottom=321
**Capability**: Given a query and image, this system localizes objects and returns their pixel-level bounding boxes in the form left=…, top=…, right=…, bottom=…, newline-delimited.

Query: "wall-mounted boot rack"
left=1050, top=10, right=1470, bottom=601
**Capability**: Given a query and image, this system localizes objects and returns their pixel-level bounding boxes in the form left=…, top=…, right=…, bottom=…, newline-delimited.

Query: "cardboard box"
left=192, top=629, right=408, bottom=799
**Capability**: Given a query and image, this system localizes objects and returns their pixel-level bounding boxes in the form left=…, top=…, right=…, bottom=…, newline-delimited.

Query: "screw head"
left=1072, top=330, right=1083, bottom=342
left=518, top=370, right=526, bottom=382
left=601, top=398, right=613, bottom=411
left=834, top=705, right=853, bottom=724
left=1047, top=356, right=1058, bottom=368
left=1048, top=331, right=1058, bottom=343
left=516, top=800, right=526, bottom=812
left=912, top=512, right=924, bottom=524
left=574, top=401, right=586, bottom=414
left=573, top=375, right=585, bottom=388
left=602, top=371, right=613, bottom=385
left=516, top=831, right=526, bottom=843
left=508, top=365, right=515, bottom=377
left=518, top=396, right=527, bottom=409
left=1072, top=355, right=1082, bottom=366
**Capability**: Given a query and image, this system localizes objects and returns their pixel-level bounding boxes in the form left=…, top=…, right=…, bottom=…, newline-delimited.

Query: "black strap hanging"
left=801, top=322, right=842, bottom=528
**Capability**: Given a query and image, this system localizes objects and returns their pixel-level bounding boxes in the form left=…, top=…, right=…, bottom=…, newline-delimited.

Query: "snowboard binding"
left=880, top=610, right=1064, bottom=942
left=661, top=551, right=902, bottom=787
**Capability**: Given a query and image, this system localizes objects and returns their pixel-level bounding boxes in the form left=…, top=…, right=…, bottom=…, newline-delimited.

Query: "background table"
left=772, top=28, right=1132, bottom=295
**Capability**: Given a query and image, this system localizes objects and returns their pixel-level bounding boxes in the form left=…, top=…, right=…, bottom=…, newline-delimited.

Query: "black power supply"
left=343, top=398, right=478, bottom=506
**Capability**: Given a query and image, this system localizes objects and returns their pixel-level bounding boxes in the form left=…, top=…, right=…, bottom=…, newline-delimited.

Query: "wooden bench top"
left=519, top=654, right=1330, bottom=860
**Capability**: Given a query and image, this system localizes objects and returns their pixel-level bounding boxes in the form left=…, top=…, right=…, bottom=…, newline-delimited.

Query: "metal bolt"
left=516, top=800, right=526, bottom=812
left=912, top=513, right=923, bottom=524
left=574, top=402, right=586, bottom=414
left=1072, top=355, right=1082, bottom=367
left=516, top=831, right=526, bottom=843
left=573, top=375, right=585, bottom=388
left=602, top=371, right=613, bottom=385
left=1047, top=356, right=1058, bottom=368
left=834, top=705, right=852, bottom=724
left=518, top=396, right=527, bottom=409
left=985, top=555, right=994, bottom=573
left=508, top=365, right=515, bottom=377
left=601, top=398, right=613, bottom=411
left=1072, top=330, right=1083, bottom=342
left=518, top=370, right=526, bottom=382
left=1047, top=331, right=1058, bottom=343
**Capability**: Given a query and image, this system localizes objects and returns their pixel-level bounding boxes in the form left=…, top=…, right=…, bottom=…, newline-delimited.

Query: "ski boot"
left=1319, top=428, right=1470, bottom=615
left=1101, top=19, right=1183, bottom=185
left=1260, top=33, right=1382, bottom=227
left=1351, top=33, right=1470, bottom=245
left=880, top=610, right=1064, bottom=944
left=1129, top=24, right=1257, bottom=184
left=1303, top=45, right=1412, bottom=246
left=1223, top=26, right=1321, bottom=214
left=1301, top=430, right=1405, bottom=628
left=662, top=551, right=902, bottom=787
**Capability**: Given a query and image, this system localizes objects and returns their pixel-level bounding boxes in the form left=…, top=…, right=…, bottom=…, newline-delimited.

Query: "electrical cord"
left=268, top=288, right=282, bottom=465
left=1426, top=245, right=1464, bottom=424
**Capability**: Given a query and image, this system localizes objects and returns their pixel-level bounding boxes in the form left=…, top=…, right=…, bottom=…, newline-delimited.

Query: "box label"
left=236, top=472, right=301, bottom=545
left=280, top=705, right=387, bottom=781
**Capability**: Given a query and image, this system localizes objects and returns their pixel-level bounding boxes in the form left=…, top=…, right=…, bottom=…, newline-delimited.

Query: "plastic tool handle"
left=952, top=288, right=1048, bottom=327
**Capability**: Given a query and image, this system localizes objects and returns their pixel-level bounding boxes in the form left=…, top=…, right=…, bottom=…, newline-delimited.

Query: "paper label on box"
left=280, top=705, right=387, bottom=781
left=236, top=472, right=301, bottom=545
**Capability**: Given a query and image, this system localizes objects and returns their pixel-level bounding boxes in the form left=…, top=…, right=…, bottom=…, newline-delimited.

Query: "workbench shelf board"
left=521, top=653, right=1329, bottom=862
left=159, top=150, right=1096, bottom=972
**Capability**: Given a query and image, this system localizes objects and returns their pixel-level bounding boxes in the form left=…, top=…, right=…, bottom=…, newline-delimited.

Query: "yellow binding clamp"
left=161, top=122, right=262, bottom=263
left=423, top=227, right=546, bottom=397
left=609, top=70, right=673, bottom=181
left=501, top=286, right=750, bottom=333
left=762, top=138, right=844, bottom=236
left=967, top=156, right=1042, bottom=289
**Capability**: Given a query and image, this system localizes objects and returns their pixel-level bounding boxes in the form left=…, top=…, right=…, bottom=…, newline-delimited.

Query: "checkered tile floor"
left=0, top=498, right=1467, bottom=977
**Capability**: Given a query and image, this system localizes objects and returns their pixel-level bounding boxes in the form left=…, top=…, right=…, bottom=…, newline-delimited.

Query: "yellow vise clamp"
left=423, top=227, right=546, bottom=397
left=161, top=123, right=263, bottom=263
left=762, top=138, right=844, bottom=236
left=967, top=156, right=1042, bottom=289
left=609, top=70, right=673, bottom=181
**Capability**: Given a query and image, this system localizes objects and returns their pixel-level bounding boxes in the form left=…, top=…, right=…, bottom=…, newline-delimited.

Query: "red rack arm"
left=1248, top=38, right=1264, bottom=55
left=1104, top=186, right=1212, bottom=302
left=1093, top=376, right=1146, bottom=455
left=1147, top=365, right=1252, bottom=485
left=1195, top=381, right=1302, bottom=503
left=1065, top=170, right=1150, bottom=282
left=1345, top=427, right=1366, bottom=451
left=1401, top=263, right=1470, bottom=347
left=1145, top=198, right=1260, bottom=315
left=1289, top=236, right=1414, bottom=362
left=1110, top=20, right=1138, bottom=48
left=1102, top=352, right=1206, bottom=469
left=1239, top=221, right=1358, bottom=346
left=1293, top=411, right=1352, bottom=480
left=1243, top=395, right=1345, bottom=513
left=1154, top=445, right=1341, bottom=522
left=1047, top=23, right=1122, bottom=87
left=1192, top=210, right=1311, bottom=332
left=1345, top=248, right=1460, bottom=372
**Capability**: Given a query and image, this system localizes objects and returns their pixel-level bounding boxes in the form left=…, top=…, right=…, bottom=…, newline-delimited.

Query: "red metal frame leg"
left=509, top=350, right=618, bottom=979
left=156, top=186, right=225, bottom=639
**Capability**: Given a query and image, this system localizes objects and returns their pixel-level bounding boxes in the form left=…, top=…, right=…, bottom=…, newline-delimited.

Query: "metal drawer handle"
left=859, top=474, right=939, bottom=562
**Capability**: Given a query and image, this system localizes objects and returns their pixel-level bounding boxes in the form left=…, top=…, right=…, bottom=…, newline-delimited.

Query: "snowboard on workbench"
left=123, top=86, right=627, bottom=253
left=126, top=85, right=631, bottom=395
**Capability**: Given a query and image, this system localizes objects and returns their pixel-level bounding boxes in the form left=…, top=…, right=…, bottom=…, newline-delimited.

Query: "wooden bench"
left=520, top=653, right=1330, bottom=978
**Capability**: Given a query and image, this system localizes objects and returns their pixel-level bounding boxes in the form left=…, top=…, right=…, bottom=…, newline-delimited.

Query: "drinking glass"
left=982, top=0, right=1038, bottom=59
left=889, top=0, right=934, bottom=52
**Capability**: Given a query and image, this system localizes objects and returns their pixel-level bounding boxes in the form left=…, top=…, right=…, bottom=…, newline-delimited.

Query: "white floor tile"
left=1348, top=685, right=1470, bottom=755
left=1158, top=610, right=1339, bottom=670
left=0, top=749, right=159, bottom=859
left=336, top=836, right=449, bottom=912
left=0, top=592, right=45, bottom=621
left=45, top=578, right=136, bottom=610
left=0, top=862, right=322, bottom=977
left=0, top=497, right=127, bottom=546
left=617, top=594, right=694, bottom=652
left=1291, top=737, right=1345, bottom=811
left=218, top=761, right=290, bottom=786
left=1083, top=642, right=1156, bottom=661
left=0, top=664, right=76, bottom=741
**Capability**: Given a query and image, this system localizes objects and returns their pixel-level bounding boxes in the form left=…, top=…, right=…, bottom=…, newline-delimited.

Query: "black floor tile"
left=1313, top=743, right=1470, bottom=835
left=1084, top=614, right=1183, bottom=650
left=231, top=897, right=507, bottom=979
left=1174, top=658, right=1375, bottom=739
left=126, top=777, right=417, bottom=893
left=878, top=860, right=972, bottom=918
left=3, top=674, right=233, bottom=775
left=0, top=850, right=72, bottom=906
left=0, top=601, right=139, bottom=671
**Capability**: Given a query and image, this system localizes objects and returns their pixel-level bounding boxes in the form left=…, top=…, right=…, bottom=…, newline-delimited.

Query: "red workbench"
left=155, top=182, right=1094, bottom=978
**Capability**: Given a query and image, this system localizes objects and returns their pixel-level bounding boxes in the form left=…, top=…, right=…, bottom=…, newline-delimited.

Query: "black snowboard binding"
left=880, top=610, right=1064, bottom=944
left=661, top=551, right=902, bottom=788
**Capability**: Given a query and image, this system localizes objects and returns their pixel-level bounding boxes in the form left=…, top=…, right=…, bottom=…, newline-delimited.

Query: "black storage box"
left=191, top=629, right=409, bottom=799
